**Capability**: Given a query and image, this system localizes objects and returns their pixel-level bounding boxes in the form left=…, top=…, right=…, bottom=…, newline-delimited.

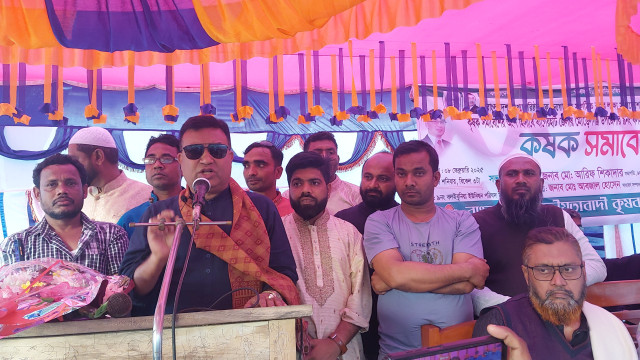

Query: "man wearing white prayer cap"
left=68, top=127, right=151, bottom=223
left=471, top=153, right=606, bottom=301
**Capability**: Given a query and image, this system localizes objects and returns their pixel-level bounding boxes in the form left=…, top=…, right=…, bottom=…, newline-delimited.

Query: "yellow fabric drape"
left=615, top=0, right=640, bottom=64
left=193, top=0, right=364, bottom=43
left=534, top=45, right=543, bottom=106
left=432, top=50, right=438, bottom=110
left=0, top=0, right=483, bottom=66
left=558, top=58, right=568, bottom=110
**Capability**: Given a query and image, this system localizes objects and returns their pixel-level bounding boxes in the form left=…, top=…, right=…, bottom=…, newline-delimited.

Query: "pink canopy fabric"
left=0, top=0, right=632, bottom=91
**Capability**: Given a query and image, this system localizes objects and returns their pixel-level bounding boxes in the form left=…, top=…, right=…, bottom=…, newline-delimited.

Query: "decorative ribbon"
left=504, top=56, right=512, bottom=110
left=124, top=53, right=140, bottom=124
left=85, top=69, right=106, bottom=124
left=432, top=50, right=438, bottom=110
left=368, top=49, right=386, bottom=120
left=297, top=53, right=313, bottom=124
left=420, top=55, right=428, bottom=116
left=441, top=43, right=450, bottom=107
left=505, top=44, right=515, bottom=107
left=451, top=55, right=460, bottom=109
left=268, top=55, right=288, bottom=123
left=562, top=46, right=572, bottom=107
left=329, top=53, right=345, bottom=126
left=200, top=62, right=216, bottom=116
left=389, top=55, right=398, bottom=120
left=617, top=53, right=628, bottom=109
left=399, top=50, right=407, bottom=115
left=461, top=51, right=469, bottom=111
left=591, top=47, right=600, bottom=107
left=605, top=58, right=614, bottom=114
left=491, top=52, right=502, bottom=120
left=409, top=44, right=424, bottom=120
left=518, top=51, right=529, bottom=118
left=558, top=58, right=568, bottom=113
left=534, top=46, right=542, bottom=109
left=572, top=52, right=581, bottom=107
left=628, top=62, right=636, bottom=112
left=411, top=43, right=419, bottom=110
left=379, top=41, right=386, bottom=105
left=582, top=58, right=592, bottom=113
left=358, top=54, right=369, bottom=122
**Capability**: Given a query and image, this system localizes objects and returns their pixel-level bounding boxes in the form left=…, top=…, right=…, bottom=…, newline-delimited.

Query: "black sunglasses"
left=182, top=144, right=230, bottom=160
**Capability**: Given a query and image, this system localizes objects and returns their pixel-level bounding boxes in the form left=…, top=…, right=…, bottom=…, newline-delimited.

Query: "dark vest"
left=473, top=204, right=565, bottom=295
left=494, top=294, right=593, bottom=360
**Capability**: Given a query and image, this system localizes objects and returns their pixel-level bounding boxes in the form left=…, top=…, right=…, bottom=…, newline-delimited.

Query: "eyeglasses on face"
left=181, top=143, right=230, bottom=160
left=525, top=264, right=584, bottom=281
left=143, top=155, right=178, bottom=165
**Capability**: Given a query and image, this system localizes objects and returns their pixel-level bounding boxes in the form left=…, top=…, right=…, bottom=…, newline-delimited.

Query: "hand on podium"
left=243, top=290, right=286, bottom=308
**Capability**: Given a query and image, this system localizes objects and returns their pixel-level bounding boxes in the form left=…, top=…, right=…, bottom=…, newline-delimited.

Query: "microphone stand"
left=152, top=218, right=185, bottom=360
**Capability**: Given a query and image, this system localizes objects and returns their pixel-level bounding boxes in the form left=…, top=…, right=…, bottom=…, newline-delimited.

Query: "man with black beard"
left=335, top=151, right=397, bottom=360
left=282, top=152, right=371, bottom=359
left=473, top=227, right=636, bottom=359
left=0, top=154, right=128, bottom=275
left=336, top=152, right=398, bottom=234
left=472, top=154, right=605, bottom=297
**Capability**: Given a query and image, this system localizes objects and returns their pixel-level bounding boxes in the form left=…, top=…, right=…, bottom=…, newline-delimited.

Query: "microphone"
left=191, top=178, right=211, bottom=229
left=105, top=292, right=133, bottom=318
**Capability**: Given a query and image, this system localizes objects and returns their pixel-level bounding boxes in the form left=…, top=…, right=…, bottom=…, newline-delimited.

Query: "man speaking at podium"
left=119, top=116, right=300, bottom=316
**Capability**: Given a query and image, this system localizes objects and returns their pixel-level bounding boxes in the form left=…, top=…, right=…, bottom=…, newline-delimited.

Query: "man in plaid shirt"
left=0, top=154, right=128, bottom=275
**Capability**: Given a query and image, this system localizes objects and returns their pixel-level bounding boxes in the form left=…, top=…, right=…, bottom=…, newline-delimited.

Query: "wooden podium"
left=1, top=305, right=311, bottom=359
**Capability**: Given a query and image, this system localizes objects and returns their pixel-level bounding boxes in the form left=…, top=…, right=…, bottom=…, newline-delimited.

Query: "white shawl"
left=583, top=301, right=638, bottom=360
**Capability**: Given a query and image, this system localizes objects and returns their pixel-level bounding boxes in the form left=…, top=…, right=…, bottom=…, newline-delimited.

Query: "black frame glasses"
left=525, top=264, right=584, bottom=281
left=182, top=143, right=230, bottom=160
left=142, top=155, right=178, bottom=165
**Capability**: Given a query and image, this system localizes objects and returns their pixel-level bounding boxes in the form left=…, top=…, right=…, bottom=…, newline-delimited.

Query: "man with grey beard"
left=473, top=227, right=636, bottom=360
left=472, top=154, right=605, bottom=297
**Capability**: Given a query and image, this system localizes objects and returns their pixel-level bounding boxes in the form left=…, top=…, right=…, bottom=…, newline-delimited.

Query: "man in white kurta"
left=283, top=151, right=371, bottom=359
left=67, top=127, right=151, bottom=223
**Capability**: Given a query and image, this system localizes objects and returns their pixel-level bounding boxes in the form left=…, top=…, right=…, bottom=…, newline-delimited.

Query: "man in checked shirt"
left=0, top=154, right=128, bottom=275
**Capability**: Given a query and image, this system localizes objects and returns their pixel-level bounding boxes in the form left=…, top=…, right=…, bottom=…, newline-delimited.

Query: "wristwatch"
left=329, top=333, right=348, bottom=355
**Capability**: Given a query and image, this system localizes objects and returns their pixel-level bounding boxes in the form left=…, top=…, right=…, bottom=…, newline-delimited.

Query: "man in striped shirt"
left=0, top=154, right=128, bottom=275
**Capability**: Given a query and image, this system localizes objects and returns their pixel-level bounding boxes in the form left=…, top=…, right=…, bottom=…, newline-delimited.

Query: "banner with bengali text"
left=417, top=91, right=640, bottom=226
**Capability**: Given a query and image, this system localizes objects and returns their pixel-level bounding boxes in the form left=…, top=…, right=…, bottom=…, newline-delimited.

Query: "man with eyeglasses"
left=242, top=140, right=293, bottom=216
left=119, top=116, right=300, bottom=316
left=472, top=154, right=605, bottom=301
left=67, top=126, right=152, bottom=223
left=473, top=227, right=636, bottom=359
left=117, top=134, right=183, bottom=238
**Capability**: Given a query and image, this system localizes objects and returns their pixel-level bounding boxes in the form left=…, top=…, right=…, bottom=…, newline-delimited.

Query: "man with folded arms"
left=119, top=116, right=299, bottom=316
left=473, top=227, right=636, bottom=359
left=364, top=140, right=489, bottom=356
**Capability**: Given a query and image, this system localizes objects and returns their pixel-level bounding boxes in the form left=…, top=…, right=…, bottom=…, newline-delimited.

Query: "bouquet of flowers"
left=0, top=258, right=133, bottom=339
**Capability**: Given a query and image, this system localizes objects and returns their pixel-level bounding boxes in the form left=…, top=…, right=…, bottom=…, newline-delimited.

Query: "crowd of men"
left=0, top=115, right=636, bottom=360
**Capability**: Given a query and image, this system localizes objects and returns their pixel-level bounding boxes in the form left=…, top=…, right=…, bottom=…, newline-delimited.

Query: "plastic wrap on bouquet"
left=0, top=258, right=131, bottom=339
